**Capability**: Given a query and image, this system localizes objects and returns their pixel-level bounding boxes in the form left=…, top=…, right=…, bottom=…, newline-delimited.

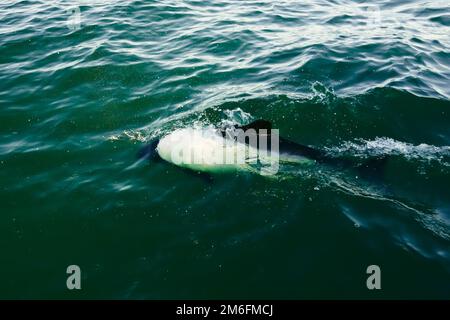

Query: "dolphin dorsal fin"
left=238, top=120, right=272, bottom=131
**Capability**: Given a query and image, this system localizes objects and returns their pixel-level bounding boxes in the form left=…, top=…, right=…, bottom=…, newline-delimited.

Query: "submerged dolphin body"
left=139, top=120, right=385, bottom=177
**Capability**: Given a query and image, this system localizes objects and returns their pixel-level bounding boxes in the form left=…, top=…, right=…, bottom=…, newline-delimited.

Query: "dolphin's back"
left=234, top=120, right=326, bottom=162
left=278, top=136, right=326, bottom=162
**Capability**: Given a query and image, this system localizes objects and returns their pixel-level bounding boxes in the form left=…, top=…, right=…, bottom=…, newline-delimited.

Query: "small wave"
left=107, top=130, right=153, bottom=143
left=107, top=107, right=255, bottom=143
left=328, top=174, right=450, bottom=241
left=326, top=137, right=450, bottom=163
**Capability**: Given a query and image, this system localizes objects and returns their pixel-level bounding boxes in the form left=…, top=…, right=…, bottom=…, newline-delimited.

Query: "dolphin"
left=138, top=120, right=385, bottom=177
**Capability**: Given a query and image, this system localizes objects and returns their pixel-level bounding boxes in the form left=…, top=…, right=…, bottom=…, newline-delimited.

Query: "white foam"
left=326, top=137, right=450, bottom=163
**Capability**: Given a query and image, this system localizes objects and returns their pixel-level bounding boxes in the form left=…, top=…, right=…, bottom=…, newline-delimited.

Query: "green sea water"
left=1, top=0, right=450, bottom=299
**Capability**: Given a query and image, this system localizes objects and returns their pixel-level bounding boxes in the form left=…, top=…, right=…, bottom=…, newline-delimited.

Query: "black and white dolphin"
left=139, top=120, right=384, bottom=176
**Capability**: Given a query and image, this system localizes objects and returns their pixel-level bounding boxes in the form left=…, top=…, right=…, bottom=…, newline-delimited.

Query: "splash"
left=221, top=108, right=254, bottom=127
left=107, top=130, right=150, bottom=142
left=326, top=137, right=450, bottom=163
left=309, top=81, right=336, bottom=104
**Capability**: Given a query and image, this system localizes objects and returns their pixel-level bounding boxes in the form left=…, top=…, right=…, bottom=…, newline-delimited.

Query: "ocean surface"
left=1, top=0, right=450, bottom=299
